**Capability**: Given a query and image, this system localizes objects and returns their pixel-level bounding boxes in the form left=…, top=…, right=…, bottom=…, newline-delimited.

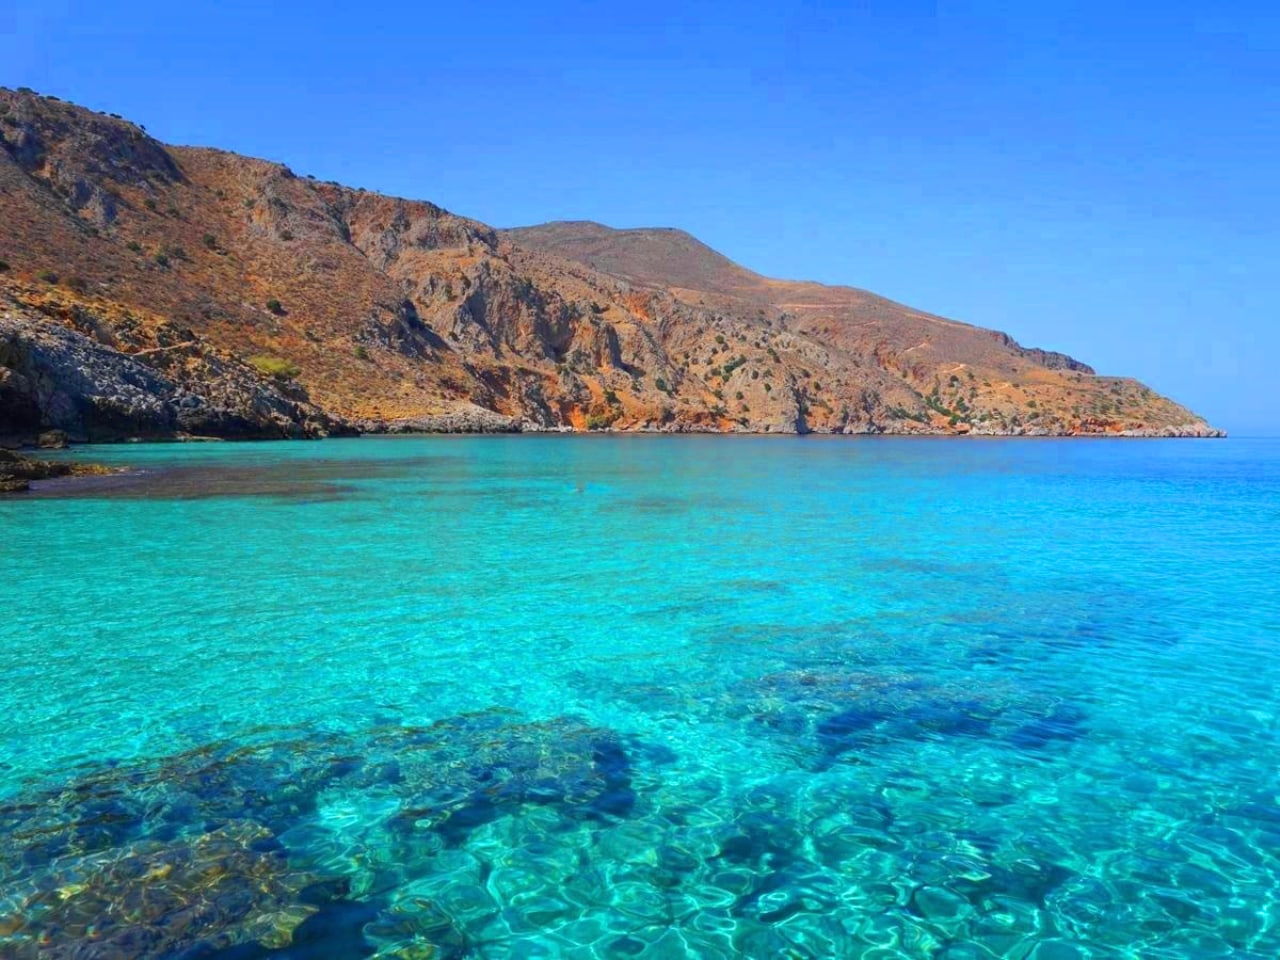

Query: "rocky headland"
left=0, top=87, right=1222, bottom=441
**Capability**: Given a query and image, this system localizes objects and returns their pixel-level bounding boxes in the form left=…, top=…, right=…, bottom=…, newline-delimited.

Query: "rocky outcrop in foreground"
left=0, top=447, right=113, bottom=492
left=0, top=311, right=344, bottom=443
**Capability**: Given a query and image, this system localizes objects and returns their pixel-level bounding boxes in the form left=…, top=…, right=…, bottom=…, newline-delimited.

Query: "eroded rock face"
left=0, top=313, right=344, bottom=442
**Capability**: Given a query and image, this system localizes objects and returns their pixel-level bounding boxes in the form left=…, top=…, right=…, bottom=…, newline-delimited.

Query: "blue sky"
left=5, top=1, right=1277, bottom=433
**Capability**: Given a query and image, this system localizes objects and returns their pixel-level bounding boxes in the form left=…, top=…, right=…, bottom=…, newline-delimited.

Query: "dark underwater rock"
left=371, top=712, right=637, bottom=842
left=735, top=669, right=1004, bottom=767
left=730, top=667, right=1090, bottom=768
left=0, top=712, right=651, bottom=958
left=0, top=822, right=323, bottom=960
left=0, top=737, right=361, bottom=880
left=184, top=899, right=381, bottom=960
left=1006, top=703, right=1089, bottom=751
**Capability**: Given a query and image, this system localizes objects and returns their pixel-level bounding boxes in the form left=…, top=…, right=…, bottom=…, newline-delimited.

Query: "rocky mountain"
left=0, top=87, right=1221, bottom=442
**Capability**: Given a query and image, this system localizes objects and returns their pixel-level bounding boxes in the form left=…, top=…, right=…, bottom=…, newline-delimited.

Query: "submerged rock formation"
left=0, top=713, right=652, bottom=959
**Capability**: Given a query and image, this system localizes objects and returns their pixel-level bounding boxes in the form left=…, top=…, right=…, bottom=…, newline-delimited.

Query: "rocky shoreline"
left=1, top=286, right=1225, bottom=448
left=354, top=417, right=1225, bottom=438
left=0, top=447, right=118, bottom=493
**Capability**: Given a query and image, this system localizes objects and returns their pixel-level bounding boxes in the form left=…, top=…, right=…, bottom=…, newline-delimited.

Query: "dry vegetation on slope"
left=0, top=88, right=1220, bottom=441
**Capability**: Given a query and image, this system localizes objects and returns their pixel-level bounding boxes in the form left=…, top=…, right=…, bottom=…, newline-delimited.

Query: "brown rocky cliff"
left=0, top=88, right=1222, bottom=440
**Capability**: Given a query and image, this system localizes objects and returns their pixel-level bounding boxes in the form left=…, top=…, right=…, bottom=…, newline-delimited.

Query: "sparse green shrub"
left=202, top=233, right=217, bottom=249
left=604, top=388, right=620, bottom=406
left=280, top=229, right=294, bottom=241
left=887, top=406, right=927, bottom=423
left=126, top=241, right=142, bottom=253
left=243, top=198, right=256, bottom=209
left=214, top=189, right=226, bottom=200
left=37, top=270, right=58, bottom=283
left=654, top=377, right=668, bottom=393
left=166, top=205, right=180, bottom=218
left=143, top=198, right=157, bottom=211
left=265, top=299, right=284, bottom=315
left=64, top=275, right=88, bottom=293
left=735, top=391, right=744, bottom=400
left=0, top=260, right=9, bottom=272
left=763, top=382, right=772, bottom=393
left=249, top=355, right=301, bottom=380
left=354, top=345, right=370, bottom=361
left=153, top=253, right=169, bottom=268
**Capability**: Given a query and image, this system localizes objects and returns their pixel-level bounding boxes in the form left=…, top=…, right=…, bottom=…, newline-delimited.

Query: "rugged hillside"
left=0, top=87, right=1220, bottom=441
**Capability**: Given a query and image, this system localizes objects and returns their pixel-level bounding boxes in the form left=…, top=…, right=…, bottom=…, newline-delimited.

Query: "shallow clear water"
left=1, top=437, right=1278, bottom=958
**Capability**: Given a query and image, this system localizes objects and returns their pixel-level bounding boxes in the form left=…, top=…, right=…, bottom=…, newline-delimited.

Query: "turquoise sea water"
left=1, top=437, right=1278, bottom=958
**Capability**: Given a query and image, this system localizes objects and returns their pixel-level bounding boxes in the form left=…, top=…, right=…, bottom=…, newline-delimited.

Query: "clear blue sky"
left=5, top=1, right=1277, bottom=433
